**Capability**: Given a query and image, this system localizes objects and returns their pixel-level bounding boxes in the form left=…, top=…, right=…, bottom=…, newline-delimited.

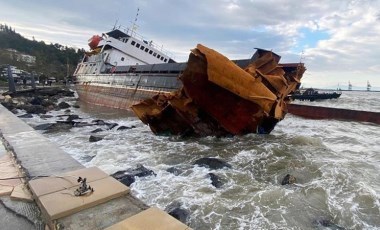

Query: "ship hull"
left=74, top=73, right=181, bottom=110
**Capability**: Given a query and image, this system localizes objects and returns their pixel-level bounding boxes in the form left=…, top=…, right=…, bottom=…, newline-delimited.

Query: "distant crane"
left=348, top=81, right=352, bottom=91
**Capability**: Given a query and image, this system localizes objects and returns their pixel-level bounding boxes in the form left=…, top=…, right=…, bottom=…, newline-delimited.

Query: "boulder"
left=165, top=202, right=190, bottom=225
left=166, top=167, right=183, bottom=176
left=20, top=104, right=47, bottom=114
left=58, top=101, right=70, bottom=109
left=313, top=218, right=345, bottom=230
left=39, top=114, right=53, bottom=119
left=89, top=135, right=104, bottom=142
left=111, top=164, right=156, bottom=186
left=30, top=97, right=43, bottom=105
left=117, top=125, right=136, bottom=131
left=44, top=123, right=72, bottom=133
left=106, top=122, right=118, bottom=130
left=194, top=157, right=232, bottom=170
left=34, top=123, right=54, bottom=130
left=208, top=173, right=223, bottom=188
left=92, top=119, right=107, bottom=125
left=281, top=174, right=297, bottom=185
left=18, top=113, right=33, bottom=118
left=90, top=128, right=104, bottom=133
left=66, top=114, right=80, bottom=121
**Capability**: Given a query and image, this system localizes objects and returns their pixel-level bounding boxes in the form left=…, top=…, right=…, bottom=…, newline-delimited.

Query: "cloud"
left=1, top=0, right=380, bottom=88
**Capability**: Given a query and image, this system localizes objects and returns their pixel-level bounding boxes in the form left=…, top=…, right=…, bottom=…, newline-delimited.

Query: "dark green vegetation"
left=0, top=24, right=85, bottom=80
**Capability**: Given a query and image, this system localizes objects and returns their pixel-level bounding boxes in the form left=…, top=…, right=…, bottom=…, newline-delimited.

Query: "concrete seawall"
left=0, top=104, right=191, bottom=230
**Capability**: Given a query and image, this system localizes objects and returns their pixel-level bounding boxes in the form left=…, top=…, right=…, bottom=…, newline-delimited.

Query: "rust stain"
left=132, top=44, right=306, bottom=136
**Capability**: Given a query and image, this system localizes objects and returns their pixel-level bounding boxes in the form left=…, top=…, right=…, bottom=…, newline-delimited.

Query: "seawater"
left=22, top=91, right=380, bottom=230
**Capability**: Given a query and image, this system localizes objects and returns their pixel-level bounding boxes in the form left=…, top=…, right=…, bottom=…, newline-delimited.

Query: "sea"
left=20, top=90, right=380, bottom=230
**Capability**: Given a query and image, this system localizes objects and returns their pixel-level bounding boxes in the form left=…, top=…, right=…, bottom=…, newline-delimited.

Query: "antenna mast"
left=131, top=8, right=140, bottom=36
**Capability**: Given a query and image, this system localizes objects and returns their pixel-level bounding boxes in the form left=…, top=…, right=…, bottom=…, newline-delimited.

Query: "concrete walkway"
left=0, top=104, right=191, bottom=229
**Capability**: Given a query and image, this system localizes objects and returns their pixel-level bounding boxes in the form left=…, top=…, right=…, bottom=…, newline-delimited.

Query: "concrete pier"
left=0, top=104, right=191, bottom=230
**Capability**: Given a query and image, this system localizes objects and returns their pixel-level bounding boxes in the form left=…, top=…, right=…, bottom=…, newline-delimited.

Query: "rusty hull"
left=131, top=44, right=305, bottom=136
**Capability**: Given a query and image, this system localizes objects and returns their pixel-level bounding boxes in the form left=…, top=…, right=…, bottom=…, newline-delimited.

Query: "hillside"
left=0, top=24, right=85, bottom=80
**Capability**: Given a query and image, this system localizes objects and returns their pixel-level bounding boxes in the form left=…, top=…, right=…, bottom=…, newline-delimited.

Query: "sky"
left=1, top=0, right=380, bottom=90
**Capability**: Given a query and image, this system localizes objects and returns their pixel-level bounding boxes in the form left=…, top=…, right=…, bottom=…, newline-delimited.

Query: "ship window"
left=140, top=46, right=145, bottom=50
left=149, top=50, right=153, bottom=54
left=157, top=54, right=161, bottom=59
left=121, top=57, right=125, bottom=61
left=160, top=56, right=164, bottom=60
left=153, top=52, right=157, bottom=57
left=164, top=58, right=167, bottom=62
left=145, top=48, right=149, bottom=52
left=131, top=41, right=136, bottom=45
left=124, top=39, right=128, bottom=43
left=136, top=43, right=140, bottom=48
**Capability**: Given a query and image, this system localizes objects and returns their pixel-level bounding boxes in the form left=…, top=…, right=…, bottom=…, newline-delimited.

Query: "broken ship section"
left=132, top=44, right=306, bottom=136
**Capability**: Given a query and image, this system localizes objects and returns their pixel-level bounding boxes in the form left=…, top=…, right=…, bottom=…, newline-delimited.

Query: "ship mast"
left=130, top=8, right=140, bottom=37
left=348, top=81, right=352, bottom=91
left=367, top=81, right=371, bottom=91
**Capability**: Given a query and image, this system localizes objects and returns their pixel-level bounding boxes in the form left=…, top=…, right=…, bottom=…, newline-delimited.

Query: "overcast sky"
left=1, top=0, right=379, bottom=89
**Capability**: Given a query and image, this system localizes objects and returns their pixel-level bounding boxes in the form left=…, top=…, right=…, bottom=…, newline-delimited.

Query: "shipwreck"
left=131, top=44, right=306, bottom=137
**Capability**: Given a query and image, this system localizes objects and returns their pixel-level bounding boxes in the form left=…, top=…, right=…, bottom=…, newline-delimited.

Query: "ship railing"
left=120, top=25, right=174, bottom=58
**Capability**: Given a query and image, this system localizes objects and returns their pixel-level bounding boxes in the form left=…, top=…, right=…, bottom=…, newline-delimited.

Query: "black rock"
left=106, top=123, right=118, bottom=130
left=111, top=164, right=156, bottom=186
left=80, top=155, right=96, bottom=163
left=90, top=128, right=104, bottom=133
left=313, top=218, right=346, bottom=230
left=165, top=202, right=190, bottom=225
left=73, top=122, right=92, bottom=127
left=30, top=97, right=43, bottom=105
left=19, top=104, right=47, bottom=114
left=116, top=125, right=135, bottom=131
left=66, top=114, right=80, bottom=121
left=194, top=157, right=232, bottom=170
left=89, top=135, right=103, bottom=142
left=166, top=167, right=183, bottom=176
left=39, top=114, right=53, bottom=119
left=72, top=104, right=80, bottom=108
left=18, top=113, right=33, bottom=118
left=92, top=119, right=107, bottom=125
left=58, top=101, right=70, bottom=109
left=44, top=123, right=72, bottom=133
left=208, top=173, right=223, bottom=188
left=34, top=123, right=54, bottom=130
left=281, top=174, right=296, bottom=185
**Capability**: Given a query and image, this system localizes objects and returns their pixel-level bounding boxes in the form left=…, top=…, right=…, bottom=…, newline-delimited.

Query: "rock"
left=80, top=155, right=96, bottom=163
left=281, top=174, right=297, bottom=185
left=1, top=101, right=15, bottom=111
left=111, top=164, right=156, bottom=186
left=89, top=135, right=104, bottom=142
left=72, top=104, right=80, bottom=108
left=117, top=125, right=136, bottom=131
left=19, top=104, right=47, bottom=114
left=106, top=123, right=118, bottom=130
left=39, top=114, right=53, bottom=119
left=208, top=173, right=223, bottom=188
left=18, top=113, right=33, bottom=118
left=313, top=218, right=346, bottom=230
left=73, top=122, right=92, bottom=127
left=34, top=123, right=54, bottom=130
left=30, top=97, right=43, bottom=105
left=66, top=114, right=80, bottom=121
left=92, top=119, right=106, bottom=125
left=44, top=123, right=72, bottom=133
left=90, top=128, right=104, bottom=133
left=165, top=202, right=190, bottom=225
left=166, top=167, right=183, bottom=176
left=58, top=101, right=70, bottom=109
left=194, top=157, right=232, bottom=170
left=4, top=95, right=12, bottom=102
left=41, top=99, right=55, bottom=108
left=64, top=109, right=71, bottom=113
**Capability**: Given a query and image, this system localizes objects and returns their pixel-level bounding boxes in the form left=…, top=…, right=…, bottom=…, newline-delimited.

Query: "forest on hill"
left=0, top=24, right=85, bottom=80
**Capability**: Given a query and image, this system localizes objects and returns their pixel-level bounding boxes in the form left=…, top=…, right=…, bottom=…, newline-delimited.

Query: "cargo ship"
left=73, top=27, right=306, bottom=136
